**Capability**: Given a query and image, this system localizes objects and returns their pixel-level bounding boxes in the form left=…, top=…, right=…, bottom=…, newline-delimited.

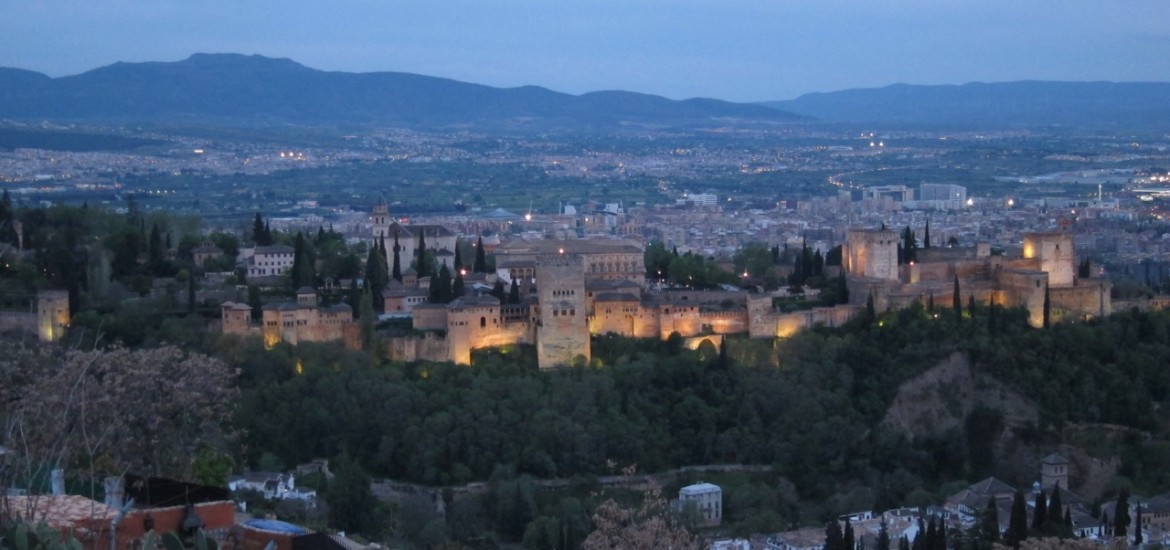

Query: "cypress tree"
left=359, top=286, right=374, bottom=350
left=876, top=519, right=891, bottom=550
left=912, top=517, right=926, bottom=550
left=844, top=519, right=855, bottom=550
left=979, top=498, right=1000, bottom=547
left=866, top=293, right=876, bottom=324
left=474, top=236, right=487, bottom=273
left=1134, top=504, right=1143, bottom=545
left=1047, top=483, right=1064, bottom=527
left=924, top=219, right=931, bottom=249
left=452, top=268, right=465, bottom=299
left=927, top=293, right=935, bottom=312
left=248, top=285, right=262, bottom=322
left=416, top=229, right=429, bottom=277
left=988, top=294, right=997, bottom=334
left=903, top=226, right=917, bottom=263
left=953, top=274, right=962, bottom=317
left=825, top=520, right=844, bottom=550
left=252, top=213, right=266, bottom=245
left=1007, top=490, right=1028, bottom=548
left=1100, top=511, right=1109, bottom=538
left=899, top=536, right=909, bottom=550
left=1042, top=283, right=1051, bottom=328
left=968, top=295, right=976, bottom=318
left=924, top=517, right=936, bottom=550
left=347, top=277, right=362, bottom=312
left=187, top=271, right=196, bottom=314
left=391, top=230, right=402, bottom=283
left=509, top=278, right=521, bottom=304
left=1115, top=488, right=1130, bottom=538
left=1032, top=489, right=1047, bottom=530
left=491, top=279, right=506, bottom=301
left=453, top=239, right=463, bottom=272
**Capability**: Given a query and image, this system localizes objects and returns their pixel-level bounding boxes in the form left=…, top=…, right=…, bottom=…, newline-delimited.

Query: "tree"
left=291, top=232, right=315, bottom=290
left=359, top=286, right=375, bottom=350
left=364, top=242, right=388, bottom=299
left=186, top=269, right=196, bottom=314
left=324, top=453, right=379, bottom=536
left=251, top=213, right=267, bottom=245
left=979, top=497, right=1000, bottom=548
left=1042, top=284, right=1051, bottom=328
left=452, top=268, right=465, bottom=299
left=474, top=236, right=487, bottom=273
left=0, top=345, right=240, bottom=485
left=453, top=239, right=464, bottom=272
left=1008, top=490, right=1029, bottom=547
left=1115, top=488, right=1130, bottom=538
left=826, top=520, right=844, bottom=550
left=248, top=285, right=262, bottom=321
left=924, top=219, right=931, bottom=249
left=429, top=262, right=452, bottom=304
left=580, top=489, right=699, bottom=550
left=0, top=189, right=16, bottom=245
left=416, top=229, right=430, bottom=278
left=1033, top=489, right=1047, bottom=530
left=877, top=519, right=891, bottom=550
left=1046, top=484, right=1064, bottom=528
left=148, top=222, right=166, bottom=275
left=953, top=274, right=962, bottom=318
left=391, top=230, right=402, bottom=283
left=903, top=226, right=918, bottom=263
left=510, top=278, right=521, bottom=304
left=844, top=518, right=855, bottom=550
left=1134, top=502, right=1142, bottom=545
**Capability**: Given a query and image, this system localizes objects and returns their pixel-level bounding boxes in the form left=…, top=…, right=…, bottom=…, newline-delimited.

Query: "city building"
left=245, top=245, right=295, bottom=279
left=843, top=230, right=1110, bottom=327
left=221, top=288, right=358, bottom=349
left=679, top=482, right=723, bottom=527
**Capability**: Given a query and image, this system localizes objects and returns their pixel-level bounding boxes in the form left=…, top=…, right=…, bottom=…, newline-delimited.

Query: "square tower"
left=845, top=229, right=899, bottom=281
left=535, top=253, right=589, bottom=369
left=37, top=290, right=70, bottom=343
left=1023, top=233, right=1075, bottom=286
left=1041, top=452, right=1070, bottom=491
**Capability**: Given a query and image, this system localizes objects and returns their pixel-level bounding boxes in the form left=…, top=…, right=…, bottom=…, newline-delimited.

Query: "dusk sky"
left=4, top=0, right=1169, bottom=102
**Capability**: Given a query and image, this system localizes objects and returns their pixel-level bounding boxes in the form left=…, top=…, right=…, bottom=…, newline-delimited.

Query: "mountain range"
left=2, top=54, right=1169, bottom=130
left=0, top=53, right=799, bottom=130
left=766, top=81, right=1170, bottom=129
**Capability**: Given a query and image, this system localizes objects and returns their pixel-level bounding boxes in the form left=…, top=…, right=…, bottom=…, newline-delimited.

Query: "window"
left=480, top=317, right=486, bottom=328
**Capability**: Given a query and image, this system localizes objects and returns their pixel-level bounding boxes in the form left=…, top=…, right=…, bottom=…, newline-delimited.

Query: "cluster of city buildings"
left=766, top=454, right=1170, bottom=550
left=220, top=198, right=1114, bottom=369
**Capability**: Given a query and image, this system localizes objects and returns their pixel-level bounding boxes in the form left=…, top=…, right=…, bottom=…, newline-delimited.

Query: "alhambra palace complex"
left=222, top=205, right=1113, bottom=369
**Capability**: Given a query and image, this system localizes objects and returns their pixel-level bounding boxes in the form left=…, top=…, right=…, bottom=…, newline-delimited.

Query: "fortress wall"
left=412, top=306, right=448, bottom=331
left=1050, top=282, right=1111, bottom=321
left=384, top=333, right=450, bottom=363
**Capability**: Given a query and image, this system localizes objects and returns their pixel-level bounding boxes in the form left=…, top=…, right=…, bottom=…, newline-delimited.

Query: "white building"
left=680, top=482, right=722, bottom=527
left=246, top=245, right=296, bottom=278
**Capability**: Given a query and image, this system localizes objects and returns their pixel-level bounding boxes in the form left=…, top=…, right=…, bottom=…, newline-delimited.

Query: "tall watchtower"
left=845, top=229, right=899, bottom=281
left=37, top=289, right=70, bottom=343
left=1041, top=453, right=1070, bottom=491
left=1023, top=233, right=1075, bottom=286
left=535, top=253, right=589, bottom=369
left=371, top=195, right=391, bottom=240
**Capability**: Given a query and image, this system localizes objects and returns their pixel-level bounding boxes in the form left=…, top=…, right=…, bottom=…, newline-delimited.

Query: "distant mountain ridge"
left=763, top=81, right=1170, bottom=129
left=0, top=53, right=802, bottom=129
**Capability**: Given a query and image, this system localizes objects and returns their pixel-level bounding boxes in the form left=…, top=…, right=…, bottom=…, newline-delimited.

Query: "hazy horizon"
left=4, top=0, right=1169, bottom=102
